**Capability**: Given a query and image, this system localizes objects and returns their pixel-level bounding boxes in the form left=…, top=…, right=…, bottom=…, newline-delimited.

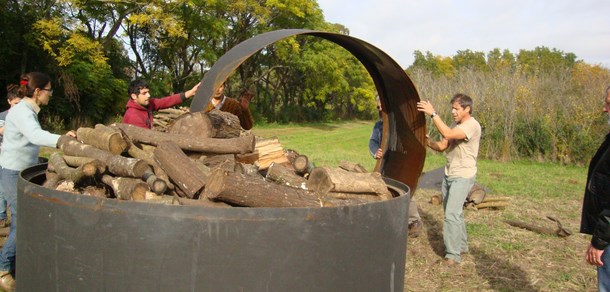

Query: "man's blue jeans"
left=442, top=175, right=475, bottom=263
left=0, top=166, right=19, bottom=272
left=598, top=245, right=610, bottom=291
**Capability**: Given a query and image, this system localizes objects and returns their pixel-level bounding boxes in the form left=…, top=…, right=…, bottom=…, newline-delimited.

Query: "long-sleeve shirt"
left=122, top=93, right=186, bottom=128
left=0, top=98, right=60, bottom=171
left=581, top=133, right=610, bottom=249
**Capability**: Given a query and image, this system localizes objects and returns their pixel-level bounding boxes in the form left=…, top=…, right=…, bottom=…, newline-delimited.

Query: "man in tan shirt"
left=417, top=93, right=481, bottom=266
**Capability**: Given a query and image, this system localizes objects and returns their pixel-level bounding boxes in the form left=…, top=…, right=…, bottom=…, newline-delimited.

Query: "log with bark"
left=75, top=125, right=128, bottom=155
left=504, top=216, right=572, bottom=237
left=126, top=141, right=173, bottom=190
left=154, top=141, right=208, bottom=199
left=307, top=167, right=392, bottom=199
left=115, top=123, right=255, bottom=154
left=203, top=169, right=322, bottom=207
left=58, top=136, right=148, bottom=178
left=101, top=174, right=149, bottom=200
left=293, top=155, right=314, bottom=176
left=48, top=152, right=102, bottom=185
left=338, top=160, right=368, bottom=173
left=265, top=162, right=307, bottom=190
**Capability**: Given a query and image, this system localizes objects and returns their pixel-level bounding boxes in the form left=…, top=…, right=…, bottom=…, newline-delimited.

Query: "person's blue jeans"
left=598, top=245, right=610, bottom=291
left=442, top=175, right=475, bottom=262
left=0, top=166, right=19, bottom=272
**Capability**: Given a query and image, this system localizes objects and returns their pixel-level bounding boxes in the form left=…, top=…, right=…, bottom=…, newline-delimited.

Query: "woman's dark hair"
left=6, top=84, right=20, bottom=101
left=18, top=72, right=51, bottom=98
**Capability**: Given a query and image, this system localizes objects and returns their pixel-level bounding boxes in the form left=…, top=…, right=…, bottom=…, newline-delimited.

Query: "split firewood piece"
left=293, top=155, right=314, bottom=176
left=307, top=167, right=392, bottom=199
left=173, top=196, right=231, bottom=208
left=62, top=155, right=107, bottom=174
left=255, top=137, right=289, bottom=170
left=154, top=141, right=207, bottom=199
left=101, top=174, right=149, bottom=200
left=75, top=124, right=128, bottom=155
left=473, top=201, right=510, bottom=209
left=338, top=161, right=368, bottom=173
left=266, top=162, right=307, bottom=189
left=203, top=169, right=321, bottom=207
left=48, top=152, right=100, bottom=185
left=43, top=171, right=61, bottom=189
left=480, top=196, right=511, bottom=203
left=126, top=141, right=173, bottom=190
left=58, top=136, right=148, bottom=178
left=141, top=168, right=167, bottom=195
left=115, top=123, right=255, bottom=154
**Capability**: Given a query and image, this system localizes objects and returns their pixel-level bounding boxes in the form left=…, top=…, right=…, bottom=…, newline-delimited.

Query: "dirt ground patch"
left=405, top=188, right=596, bottom=291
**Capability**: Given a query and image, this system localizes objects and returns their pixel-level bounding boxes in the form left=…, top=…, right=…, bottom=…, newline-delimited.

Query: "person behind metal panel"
left=370, top=95, right=423, bottom=237
left=0, top=72, right=76, bottom=291
left=122, top=79, right=200, bottom=129
left=417, top=93, right=482, bottom=266
left=204, top=82, right=254, bottom=130
left=0, top=84, right=22, bottom=141
left=581, top=85, right=610, bottom=290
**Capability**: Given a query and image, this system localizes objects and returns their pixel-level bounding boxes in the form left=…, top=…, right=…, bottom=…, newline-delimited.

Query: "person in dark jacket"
left=122, top=80, right=200, bottom=128
left=581, top=85, right=610, bottom=290
left=204, top=82, right=254, bottom=130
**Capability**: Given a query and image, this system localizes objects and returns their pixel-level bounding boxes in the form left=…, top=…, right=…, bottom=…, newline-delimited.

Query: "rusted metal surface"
left=191, top=29, right=426, bottom=190
left=17, top=164, right=410, bottom=291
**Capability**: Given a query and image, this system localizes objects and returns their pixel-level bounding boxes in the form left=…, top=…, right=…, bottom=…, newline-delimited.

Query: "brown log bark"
left=323, top=192, right=384, bottom=202
left=207, top=109, right=242, bottom=138
left=200, top=154, right=235, bottom=168
left=166, top=111, right=214, bottom=139
left=101, top=174, right=149, bottom=200
left=338, top=160, right=368, bottom=173
left=59, top=136, right=148, bottom=178
left=62, top=155, right=107, bottom=174
left=115, top=123, right=255, bottom=154
left=203, top=169, right=321, bottom=207
left=43, top=171, right=61, bottom=189
left=266, top=162, right=307, bottom=189
left=307, top=167, right=392, bottom=199
left=75, top=125, right=128, bottom=155
left=234, top=163, right=260, bottom=177
left=154, top=141, right=207, bottom=199
left=48, top=152, right=99, bottom=185
left=466, top=183, right=486, bottom=204
left=293, top=155, right=314, bottom=175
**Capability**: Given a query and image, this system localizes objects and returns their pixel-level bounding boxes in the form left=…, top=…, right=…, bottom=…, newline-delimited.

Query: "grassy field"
left=253, top=121, right=596, bottom=291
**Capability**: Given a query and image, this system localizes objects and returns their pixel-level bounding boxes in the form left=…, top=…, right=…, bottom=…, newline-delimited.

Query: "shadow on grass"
left=419, top=208, right=538, bottom=292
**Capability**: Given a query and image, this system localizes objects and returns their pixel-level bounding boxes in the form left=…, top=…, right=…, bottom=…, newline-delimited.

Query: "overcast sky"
left=317, top=0, right=610, bottom=69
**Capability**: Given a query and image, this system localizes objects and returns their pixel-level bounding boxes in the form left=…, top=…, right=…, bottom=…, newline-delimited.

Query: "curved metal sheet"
left=191, top=29, right=426, bottom=191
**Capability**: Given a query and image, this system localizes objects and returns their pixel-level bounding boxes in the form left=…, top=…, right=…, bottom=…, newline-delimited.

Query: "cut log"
left=480, top=196, right=511, bottom=203
left=203, top=169, right=321, bottom=207
left=338, top=160, right=368, bottom=173
left=48, top=152, right=100, bottom=185
left=43, top=171, right=61, bottom=189
left=75, top=125, right=128, bottom=154
left=466, top=183, right=486, bottom=204
left=154, top=141, right=207, bottom=199
left=166, top=111, right=214, bottom=139
left=62, top=155, right=107, bottom=174
left=126, top=142, right=174, bottom=190
left=307, top=167, right=392, bottom=199
left=101, top=174, right=149, bottom=200
left=323, top=192, right=383, bottom=202
left=200, top=154, right=235, bottom=168
left=142, top=168, right=168, bottom=195
left=59, top=136, right=148, bottom=178
left=234, top=163, right=260, bottom=177
left=474, top=201, right=510, bottom=209
left=266, top=162, right=307, bottom=190
left=207, top=109, right=242, bottom=138
left=115, top=123, right=255, bottom=154
left=293, top=155, right=314, bottom=175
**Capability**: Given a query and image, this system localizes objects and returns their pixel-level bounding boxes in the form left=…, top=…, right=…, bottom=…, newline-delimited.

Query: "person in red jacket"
left=122, top=80, right=200, bottom=128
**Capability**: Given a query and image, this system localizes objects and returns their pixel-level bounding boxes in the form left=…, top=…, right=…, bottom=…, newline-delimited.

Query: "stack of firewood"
left=43, top=109, right=395, bottom=208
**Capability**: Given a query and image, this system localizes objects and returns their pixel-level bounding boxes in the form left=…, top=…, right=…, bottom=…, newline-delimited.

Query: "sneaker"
left=408, top=220, right=423, bottom=238
left=0, top=271, right=15, bottom=291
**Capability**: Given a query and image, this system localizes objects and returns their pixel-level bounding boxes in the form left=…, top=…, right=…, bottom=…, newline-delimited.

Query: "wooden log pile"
left=42, top=111, right=398, bottom=208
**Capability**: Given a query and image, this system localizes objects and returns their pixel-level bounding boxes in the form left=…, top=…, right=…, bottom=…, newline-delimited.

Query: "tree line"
left=1, top=0, right=609, bottom=164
